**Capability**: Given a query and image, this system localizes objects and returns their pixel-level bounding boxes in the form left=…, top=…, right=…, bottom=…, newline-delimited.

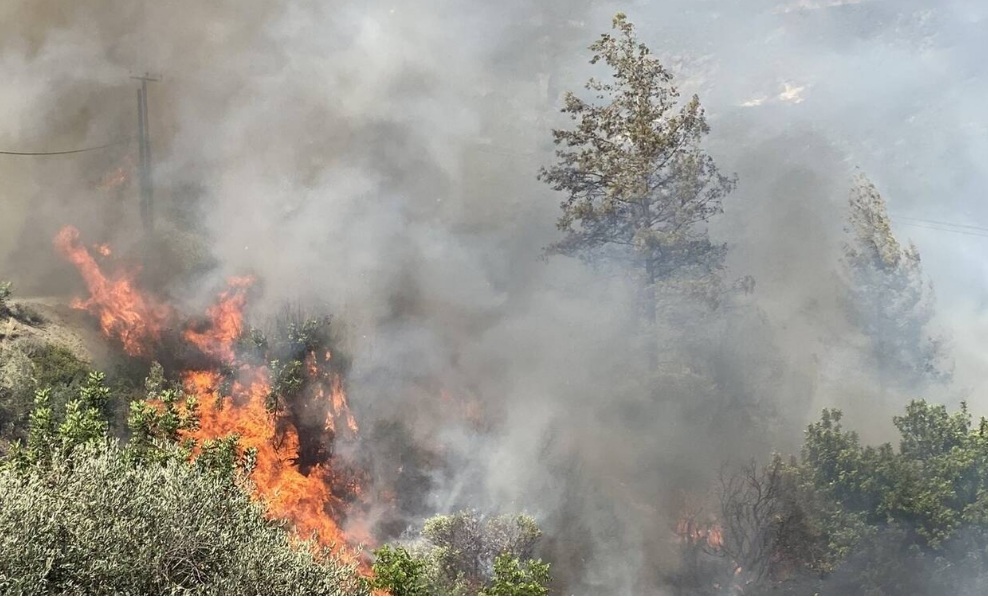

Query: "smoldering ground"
left=1, top=0, right=987, bottom=593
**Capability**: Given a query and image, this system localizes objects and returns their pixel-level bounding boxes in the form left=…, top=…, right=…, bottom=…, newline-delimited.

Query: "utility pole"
left=132, top=73, right=160, bottom=234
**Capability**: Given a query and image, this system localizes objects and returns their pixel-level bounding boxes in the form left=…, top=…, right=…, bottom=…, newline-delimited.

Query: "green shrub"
left=0, top=362, right=365, bottom=595
left=484, top=554, right=552, bottom=596
left=0, top=343, right=92, bottom=446
left=0, top=441, right=364, bottom=595
left=28, top=344, right=90, bottom=394
left=370, top=545, right=431, bottom=596
left=373, top=511, right=551, bottom=596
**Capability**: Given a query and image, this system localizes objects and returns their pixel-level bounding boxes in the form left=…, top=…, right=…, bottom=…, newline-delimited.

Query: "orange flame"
left=96, top=155, right=134, bottom=191
left=183, top=367, right=365, bottom=552
left=308, top=351, right=359, bottom=437
left=676, top=514, right=724, bottom=550
left=55, top=225, right=371, bottom=569
left=54, top=226, right=171, bottom=356
left=183, top=276, right=253, bottom=363
left=179, top=283, right=370, bottom=568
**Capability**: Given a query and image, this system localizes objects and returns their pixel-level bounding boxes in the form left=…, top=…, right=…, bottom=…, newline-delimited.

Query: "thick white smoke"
left=1, top=1, right=986, bottom=592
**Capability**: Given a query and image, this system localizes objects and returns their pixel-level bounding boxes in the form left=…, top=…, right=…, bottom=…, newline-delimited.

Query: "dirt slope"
left=0, top=297, right=110, bottom=385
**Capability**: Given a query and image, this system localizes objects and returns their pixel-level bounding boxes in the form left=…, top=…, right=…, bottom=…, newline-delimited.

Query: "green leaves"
left=22, top=388, right=56, bottom=466
left=0, top=443, right=364, bottom=595
left=895, top=400, right=970, bottom=460
left=483, top=554, right=551, bottom=596
left=0, top=362, right=365, bottom=595
left=791, top=401, right=988, bottom=592
left=372, top=512, right=551, bottom=596
left=128, top=362, right=199, bottom=466
left=705, top=401, right=988, bottom=593
left=11, top=371, right=111, bottom=468
left=371, top=545, right=431, bottom=596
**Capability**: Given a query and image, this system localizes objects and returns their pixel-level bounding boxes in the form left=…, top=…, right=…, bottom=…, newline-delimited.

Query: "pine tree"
left=538, top=13, right=736, bottom=365
left=842, top=174, right=950, bottom=391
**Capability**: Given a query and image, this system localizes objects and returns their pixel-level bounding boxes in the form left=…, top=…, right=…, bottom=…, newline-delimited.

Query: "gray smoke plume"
left=1, top=0, right=986, bottom=592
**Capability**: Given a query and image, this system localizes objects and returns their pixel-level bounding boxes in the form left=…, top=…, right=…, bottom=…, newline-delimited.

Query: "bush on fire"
left=0, top=370, right=366, bottom=595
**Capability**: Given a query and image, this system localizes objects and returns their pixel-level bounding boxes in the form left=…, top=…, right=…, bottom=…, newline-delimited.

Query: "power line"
left=893, top=219, right=988, bottom=239
left=0, top=139, right=131, bottom=156
left=888, top=211, right=988, bottom=238
left=893, top=214, right=988, bottom=234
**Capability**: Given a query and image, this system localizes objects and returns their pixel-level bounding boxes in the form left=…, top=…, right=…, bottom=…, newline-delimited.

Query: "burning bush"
left=52, top=225, right=372, bottom=564
left=0, top=380, right=365, bottom=595
left=50, top=225, right=563, bottom=594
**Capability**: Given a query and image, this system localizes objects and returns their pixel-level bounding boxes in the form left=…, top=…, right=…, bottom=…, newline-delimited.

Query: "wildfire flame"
left=315, top=352, right=359, bottom=436
left=183, top=275, right=253, bottom=364
left=180, top=281, right=366, bottom=554
left=54, top=225, right=370, bottom=567
left=183, top=367, right=365, bottom=551
left=54, top=226, right=171, bottom=356
left=676, top=514, right=724, bottom=550
left=95, top=155, right=134, bottom=192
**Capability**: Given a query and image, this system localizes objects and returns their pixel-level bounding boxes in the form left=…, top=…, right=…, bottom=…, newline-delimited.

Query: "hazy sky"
left=632, top=0, right=988, bottom=300
left=627, top=0, right=988, bottom=399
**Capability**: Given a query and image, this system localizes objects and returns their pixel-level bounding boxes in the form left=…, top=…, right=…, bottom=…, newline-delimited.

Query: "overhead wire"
left=891, top=217, right=988, bottom=239
left=893, top=214, right=988, bottom=234
left=0, top=139, right=132, bottom=156
left=3, top=125, right=988, bottom=243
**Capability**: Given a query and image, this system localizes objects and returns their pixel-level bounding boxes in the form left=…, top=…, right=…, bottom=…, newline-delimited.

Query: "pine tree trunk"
left=644, top=257, right=658, bottom=374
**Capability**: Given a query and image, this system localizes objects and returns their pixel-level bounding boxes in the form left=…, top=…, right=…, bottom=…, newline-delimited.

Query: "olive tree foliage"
left=371, top=545, right=432, bottom=596
left=842, top=174, right=950, bottom=389
left=0, top=444, right=363, bottom=595
left=371, top=511, right=551, bottom=596
left=0, top=366, right=365, bottom=595
left=538, top=13, right=736, bottom=318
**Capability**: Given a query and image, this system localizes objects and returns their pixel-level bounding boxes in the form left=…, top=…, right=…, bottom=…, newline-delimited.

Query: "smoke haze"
left=2, top=0, right=986, bottom=592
